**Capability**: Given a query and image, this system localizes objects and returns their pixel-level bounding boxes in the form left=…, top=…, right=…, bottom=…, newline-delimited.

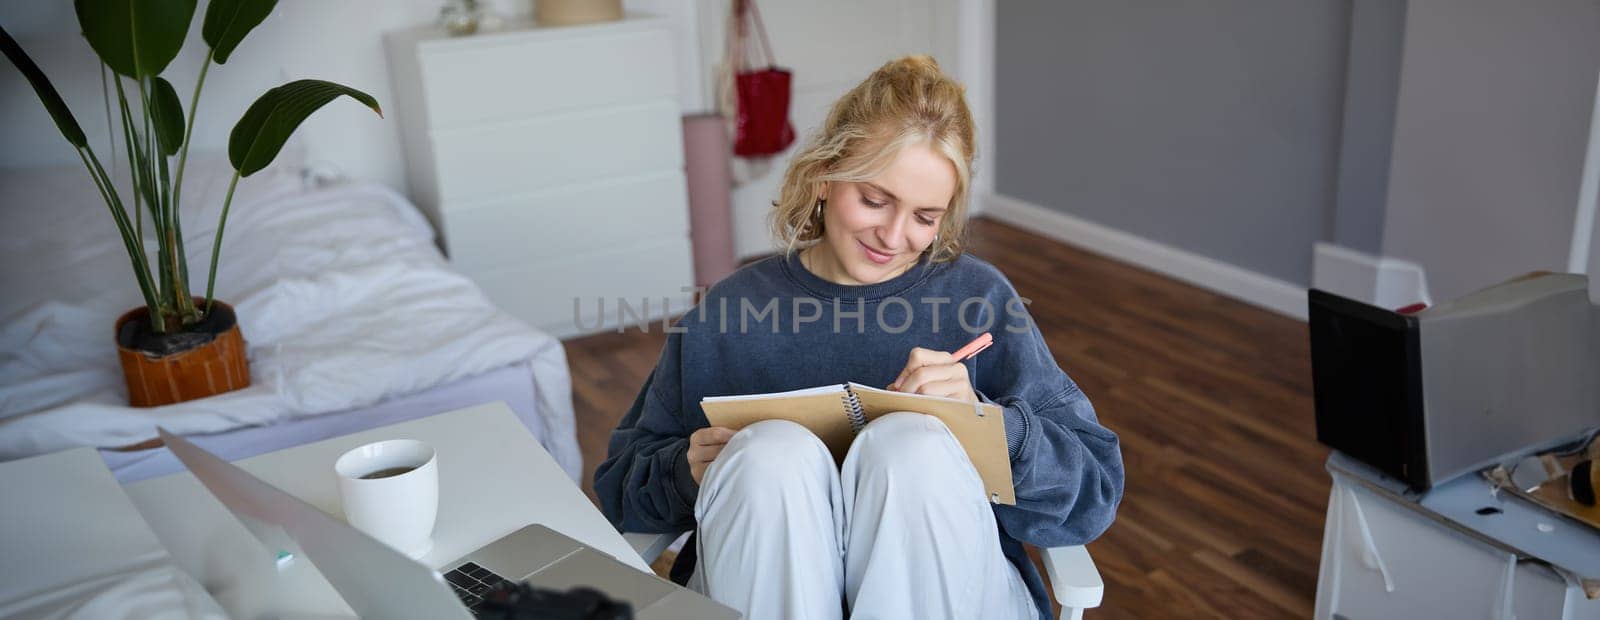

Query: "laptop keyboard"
left=444, top=561, right=510, bottom=615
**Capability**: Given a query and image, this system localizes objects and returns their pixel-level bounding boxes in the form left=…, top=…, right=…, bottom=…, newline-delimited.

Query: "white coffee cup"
left=335, top=439, right=438, bottom=559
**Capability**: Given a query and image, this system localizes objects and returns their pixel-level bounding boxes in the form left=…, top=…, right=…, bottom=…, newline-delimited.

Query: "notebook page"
left=847, top=382, right=975, bottom=404
left=701, top=386, right=857, bottom=460
left=702, top=384, right=846, bottom=402
left=847, top=383, right=1016, bottom=505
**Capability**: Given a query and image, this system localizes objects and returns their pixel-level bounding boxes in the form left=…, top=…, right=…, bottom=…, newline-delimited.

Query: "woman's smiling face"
left=814, top=142, right=957, bottom=285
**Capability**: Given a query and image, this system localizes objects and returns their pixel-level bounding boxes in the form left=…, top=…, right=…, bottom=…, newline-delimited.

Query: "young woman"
left=594, top=55, right=1123, bottom=620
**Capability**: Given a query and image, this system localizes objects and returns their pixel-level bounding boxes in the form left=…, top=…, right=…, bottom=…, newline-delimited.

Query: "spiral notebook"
left=701, top=383, right=1015, bottom=504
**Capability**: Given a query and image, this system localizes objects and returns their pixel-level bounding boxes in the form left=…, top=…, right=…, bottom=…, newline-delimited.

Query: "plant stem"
left=138, top=78, right=156, bottom=226
left=102, top=77, right=158, bottom=308
left=137, top=78, right=180, bottom=324
left=100, top=63, right=115, bottom=179
left=80, top=147, right=163, bottom=332
left=89, top=147, right=154, bottom=283
left=171, top=49, right=211, bottom=213
left=115, top=77, right=166, bottom=308
left=170, top=53, right=212, bottom=318
left=101, top=63, right=134, bottom=240
left=138, top=81, right=157, bottom=255
left=174, top=187, right=191, bottom=304
left=134, top=163, right=143, bottom=243
left=204, top=171, right=240, bottom=314
left=157, top=151, right=195, bottom=323
left=112, top=76, right=145, bottom=259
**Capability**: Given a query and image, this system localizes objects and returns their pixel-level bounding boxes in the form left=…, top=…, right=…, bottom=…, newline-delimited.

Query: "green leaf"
left=74, top=0, right=196, bottom=78
left=0, top=26, right=87, bottom=147
left=229, top=79, right=381, bottom=177
left=202, top=0, right=277, bottom=64
left=150, top=77, right=184, bottom=156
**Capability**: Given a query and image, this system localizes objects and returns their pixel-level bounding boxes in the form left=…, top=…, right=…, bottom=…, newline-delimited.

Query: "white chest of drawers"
left=386, top=16, right=694, bottom=339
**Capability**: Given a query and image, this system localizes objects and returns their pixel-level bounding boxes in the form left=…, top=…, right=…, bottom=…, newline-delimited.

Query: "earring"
left=810, top=199, right=825, bottom=231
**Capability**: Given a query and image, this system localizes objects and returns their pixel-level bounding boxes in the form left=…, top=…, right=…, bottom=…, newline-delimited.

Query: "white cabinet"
left=386, top=16, right=694, bottom=339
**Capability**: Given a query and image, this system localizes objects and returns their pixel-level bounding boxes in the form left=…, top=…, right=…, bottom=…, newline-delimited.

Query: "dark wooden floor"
left=566, top=216, right=1331, bottom=618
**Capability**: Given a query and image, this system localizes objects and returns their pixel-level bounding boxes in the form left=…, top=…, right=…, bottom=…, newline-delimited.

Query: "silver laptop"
left=158, top=428, right=737, bottom=619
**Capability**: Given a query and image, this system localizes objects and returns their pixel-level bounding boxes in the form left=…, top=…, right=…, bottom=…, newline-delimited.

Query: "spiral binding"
left=842, top=389, right=867, bottom=432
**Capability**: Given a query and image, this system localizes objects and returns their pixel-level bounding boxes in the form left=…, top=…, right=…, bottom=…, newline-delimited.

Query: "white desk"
left=123, top=402, right=644, bottom=618
left=1314, top=452, right=1600, bottom=619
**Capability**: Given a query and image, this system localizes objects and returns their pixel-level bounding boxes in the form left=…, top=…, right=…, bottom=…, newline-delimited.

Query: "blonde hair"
left=770, top=55, right=976, bottom=263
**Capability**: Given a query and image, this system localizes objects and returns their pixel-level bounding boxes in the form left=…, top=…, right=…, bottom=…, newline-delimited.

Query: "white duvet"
left=0, top=157, right=579, bottom=475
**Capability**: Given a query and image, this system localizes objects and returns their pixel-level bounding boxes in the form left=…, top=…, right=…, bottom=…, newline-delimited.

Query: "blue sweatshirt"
left=593, top=251, right=1125, bottom=619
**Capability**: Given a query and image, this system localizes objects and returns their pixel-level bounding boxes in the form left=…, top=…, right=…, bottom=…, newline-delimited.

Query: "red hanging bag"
left=728, top=0, right=795, bottom=157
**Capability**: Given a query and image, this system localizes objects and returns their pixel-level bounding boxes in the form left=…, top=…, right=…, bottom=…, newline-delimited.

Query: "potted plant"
left=1, top=0, right=381, bottom=406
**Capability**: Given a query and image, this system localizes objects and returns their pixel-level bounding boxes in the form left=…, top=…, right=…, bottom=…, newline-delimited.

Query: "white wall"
left=2, top=0, right=958, bottom=256
left=2, top=2, right=443, bottom=190
left=0, top=1, right=708, bottom=194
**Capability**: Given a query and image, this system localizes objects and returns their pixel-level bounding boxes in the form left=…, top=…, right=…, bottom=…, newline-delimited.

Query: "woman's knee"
left=707, top=419, right=833, bottom=495
left=735, top=418, right=826, bottom=449
left=848, top=412, right=969, bottom=477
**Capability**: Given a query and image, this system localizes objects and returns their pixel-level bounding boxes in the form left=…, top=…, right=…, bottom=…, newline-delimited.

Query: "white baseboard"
left=982, top=193, right=1310, bottom=320
left=1311, top=242, right=1432, bottom=309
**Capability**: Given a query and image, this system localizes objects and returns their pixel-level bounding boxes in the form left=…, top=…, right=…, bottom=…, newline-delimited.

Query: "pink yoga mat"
left=683, top=114, right=737, bottom=289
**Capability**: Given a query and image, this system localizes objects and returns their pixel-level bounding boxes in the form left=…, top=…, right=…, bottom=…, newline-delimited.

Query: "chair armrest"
left=623, top=531, right=683, bottom=564
left=1042, top=545, right=1103, bottom=610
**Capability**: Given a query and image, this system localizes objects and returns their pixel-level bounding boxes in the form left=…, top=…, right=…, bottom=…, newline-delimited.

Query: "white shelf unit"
left=386, top=16, right=694, bottom=339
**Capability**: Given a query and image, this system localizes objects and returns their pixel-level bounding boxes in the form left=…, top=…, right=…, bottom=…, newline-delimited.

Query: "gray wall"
left=995, top=1, right=1351, bottom=286
left=1380, top=0, right=1600, bottom=301
left=1331, top=0, right=1407, bottom=255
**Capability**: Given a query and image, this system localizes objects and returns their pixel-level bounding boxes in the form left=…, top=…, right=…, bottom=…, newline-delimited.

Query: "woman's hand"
left=888, top=347, right=979, bottom=403
left=687, top=426, right=736, bottom=485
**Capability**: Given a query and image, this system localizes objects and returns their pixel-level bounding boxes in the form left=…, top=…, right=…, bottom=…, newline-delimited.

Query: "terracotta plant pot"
left=114, top=300, right=251, bottom=407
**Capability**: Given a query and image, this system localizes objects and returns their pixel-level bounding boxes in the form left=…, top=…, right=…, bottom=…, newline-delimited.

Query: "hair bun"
left=887, top=54, right=941, bottom=74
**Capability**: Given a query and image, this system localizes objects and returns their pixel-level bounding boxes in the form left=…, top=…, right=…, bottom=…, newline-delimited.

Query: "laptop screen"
left=158, top=428, right=473, bottom=619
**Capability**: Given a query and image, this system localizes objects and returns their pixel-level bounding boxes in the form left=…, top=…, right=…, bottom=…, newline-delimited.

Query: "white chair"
left=623, top=531, right=1104, bottom=620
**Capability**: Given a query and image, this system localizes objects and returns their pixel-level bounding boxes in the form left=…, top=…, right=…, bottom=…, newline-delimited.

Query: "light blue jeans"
left=690, top=412, right=1033, bottom=619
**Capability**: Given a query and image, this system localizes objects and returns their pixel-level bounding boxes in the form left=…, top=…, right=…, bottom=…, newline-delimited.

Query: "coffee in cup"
left=335, top=439, right=438, bottom=559
left=360, top=466, right=418, bottom=480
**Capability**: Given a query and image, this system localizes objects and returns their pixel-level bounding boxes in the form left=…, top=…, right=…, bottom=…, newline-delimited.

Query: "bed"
left=0, top=156, right=582, bottom=483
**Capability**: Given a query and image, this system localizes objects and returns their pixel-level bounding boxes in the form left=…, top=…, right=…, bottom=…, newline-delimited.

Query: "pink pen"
left=951, top=332, right=993, bottom=362
left=890, top=333, right=993, bottom=391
